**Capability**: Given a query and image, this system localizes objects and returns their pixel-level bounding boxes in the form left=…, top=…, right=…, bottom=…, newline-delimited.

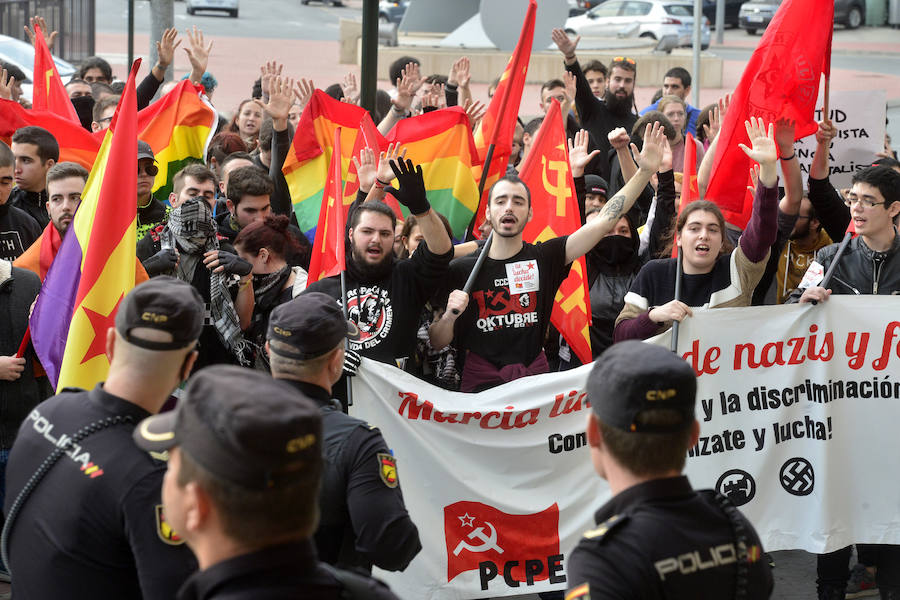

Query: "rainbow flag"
left=30, top=61, right=140, bottom=391
left=283, top=90, right=385, bottom=243
left=307, top=128, right=346, bottom=284
left=138, top=80, right=217, bottom=200
left=386, top=107, right=481, bottom=241
left=518, top=100, right=592, bottom=364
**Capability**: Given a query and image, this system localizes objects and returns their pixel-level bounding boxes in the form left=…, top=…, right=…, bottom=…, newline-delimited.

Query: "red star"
left=80, top=294, right=124, bottom=365
left=526, top=263, right=535, bottom=270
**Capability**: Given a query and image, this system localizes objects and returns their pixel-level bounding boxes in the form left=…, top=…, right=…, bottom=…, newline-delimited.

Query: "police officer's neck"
left=603, top=458, right=683, bottom=496
left=102, top=368, right=179, bottom=415
left=273, top=372, right=333, bottom=395
left=192, top=529, right=307, bottom=571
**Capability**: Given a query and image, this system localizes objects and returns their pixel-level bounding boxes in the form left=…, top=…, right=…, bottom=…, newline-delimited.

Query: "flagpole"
left=456, top=140, right=498, bottom=311
left=15, top=327, right=31, bottom=358
left=465, top=143, right=497, bottom=240
left=341, top=269, right=354, bottom=406
left=670, top=246, right=683, bottom=353
left=822, top=76, right=830, bottom=124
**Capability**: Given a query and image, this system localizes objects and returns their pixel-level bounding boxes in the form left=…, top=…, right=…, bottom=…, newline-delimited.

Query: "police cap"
left=267, top=292, right=360, bottom=359
left=115, top=276, right=204, bottom=351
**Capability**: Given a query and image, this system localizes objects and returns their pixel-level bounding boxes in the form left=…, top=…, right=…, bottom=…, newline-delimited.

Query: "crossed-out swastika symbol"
left=779, top=457, right=814, bottom=496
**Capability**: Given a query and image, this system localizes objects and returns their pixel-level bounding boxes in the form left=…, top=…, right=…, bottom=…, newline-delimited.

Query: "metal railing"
left=0, top=0, right=95, bottom=63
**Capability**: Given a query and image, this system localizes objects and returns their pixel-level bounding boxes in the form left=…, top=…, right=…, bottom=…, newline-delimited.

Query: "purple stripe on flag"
left=30, top=229, right=84, bottom=388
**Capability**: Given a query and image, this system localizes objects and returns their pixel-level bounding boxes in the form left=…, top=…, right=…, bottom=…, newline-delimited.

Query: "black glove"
left=342, top=349, right=362, bottom=377
left=142, top=248, right=177, bottom=276
left=216, top=251, right=252, bottom=277
left=385, top=158, right=430, bottom=215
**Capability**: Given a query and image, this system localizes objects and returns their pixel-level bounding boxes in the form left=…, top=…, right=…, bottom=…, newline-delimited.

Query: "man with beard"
left=552, top=29, right=637, bottom=182
left=302, top=158, right=452, bottom=399
left=430, top=122, right=666, bottom=392
left=774, top=196, right=832, bottom=303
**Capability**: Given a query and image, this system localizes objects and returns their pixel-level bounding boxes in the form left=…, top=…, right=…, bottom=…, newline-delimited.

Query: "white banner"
left=351, top=296, right=900, bottom=600
left=791, top=89, right=886, bottom=189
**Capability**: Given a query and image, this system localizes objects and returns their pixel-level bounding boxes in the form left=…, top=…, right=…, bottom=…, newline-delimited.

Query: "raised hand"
left=449, top=56, right=471, bottom=89
left=385, top=158, right=430, bottom=215
left=402, top=61, right=423, bottom=94
left=608, top=127, right=630, bottom=150
left=391, top=66, right=416, bottom=114
left=342, top=72, right=359, bottom=103
left=421, top=83, right=445, bottom=110
left=184, top=26, right=213, bottom=84
left=376, top=143, right=406, bottom=185
left=551, top=28, right=579, bottom=59
left=568, top=129, right=600, bottom=178
left=739, top=117, right=777, bottom=167
left=660, top=139, right=673, bottom=173
left=156, top=27, right=180, bottom=70
left=563, top=71, right=577, bottom=105
left=261, top=75, right=294, bottom=127
left=352, top=147, right=377, bottom=193
left=24, top=16, right=57, bottom=50
left=774, top=117, right=797, bottom=158
left=293, top=78, right=315, bottom=110
left=462, top=98, right=486, bottom=130
left=259, top=60, right=283, bottom=99
left=632, top=121, right=666, bottom=174
left=815, top=119, right=837, bottom=145
left=0, top=69, right=16, bottom=101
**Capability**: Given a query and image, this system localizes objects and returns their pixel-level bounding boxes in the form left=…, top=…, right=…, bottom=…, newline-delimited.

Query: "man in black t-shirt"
left=430, top=123, right=666, bottom=392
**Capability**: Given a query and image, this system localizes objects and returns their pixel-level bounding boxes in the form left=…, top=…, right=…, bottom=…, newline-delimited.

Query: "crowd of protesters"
left=0, top=14, right=899, bottom=600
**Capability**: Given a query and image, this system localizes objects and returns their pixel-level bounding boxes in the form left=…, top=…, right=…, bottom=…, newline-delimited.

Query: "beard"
left=604, top=88, right=634, bottom=116
left=349, top=244, right=394, bottom=282
left=789, top=220, right=811, bottom=241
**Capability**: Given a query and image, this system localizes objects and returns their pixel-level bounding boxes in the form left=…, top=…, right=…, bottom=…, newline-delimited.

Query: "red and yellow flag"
left=29, top=61, right=141, bottom=391
left=518, top=100, right=591, bottom=364
left=307, top=128, right=346, bottom=284
left=31, top=23, right=79, bottom=123
left=672, top=132, right=700, bottom=257
left=470, top=0, right=536, bottom=237
left=387, top=107, right=482, bottom=241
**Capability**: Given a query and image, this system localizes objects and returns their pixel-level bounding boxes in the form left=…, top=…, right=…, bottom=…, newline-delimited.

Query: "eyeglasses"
left=139, top=164, right=159, bottom=177
left=844, top=196, right=885, bottom=209
left=611, top=56, right=636, bottom=65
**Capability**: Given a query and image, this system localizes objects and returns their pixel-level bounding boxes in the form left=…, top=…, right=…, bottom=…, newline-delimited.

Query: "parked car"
left=379, top=0, right=409, bottom=24
left=739, top=0, right=863, bottom=34
left=564, top=0, right=711, bottom=49
left=186, top=0, right=239, bottom=17
left=702, top=0, right=743, bottom=27
left=0, top=34, right=76, bottom=102
left=301, top=0, right=345, bottom=6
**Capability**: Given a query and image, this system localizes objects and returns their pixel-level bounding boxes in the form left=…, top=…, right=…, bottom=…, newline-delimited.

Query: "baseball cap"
left=267, top=292, right=360, bottom=360
left=588, top=341, right=696, bottom=433
left=133, top=365, right=323, bottom=490
left=137, top=140, right=156, bottom=162
left=115, top=276, right=204, bottom=351
left=585, top=175, right=608, bottom=198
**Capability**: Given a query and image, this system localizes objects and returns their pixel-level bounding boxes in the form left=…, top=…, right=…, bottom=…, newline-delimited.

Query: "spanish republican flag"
left=0, top=99, right=99, bottom=169
left=138, top=80, right=217, bottom=200
left=31, top=23, right=79, bottom=123
left=307, top=128, right=346, bottom=284
left=470, top=0, right=536, bottom=237
left=30, top=61, right=141, bottom=391
left=518, top=100, right=592, bottom=364
left=386, top=107, right=481, bottom=241
left=283, top=90, right=385, bottom=243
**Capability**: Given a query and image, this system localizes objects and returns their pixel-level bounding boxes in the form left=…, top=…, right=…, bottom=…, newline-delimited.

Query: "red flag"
left=31, top=24, right=79, bottom=123
left=518, top=100, right=592, bottom=364
left=307, top=128, right=346, bottom=284
left=672, top=133, right=700, bottom=257
left=470, top=0, right=536, bottom=237
left=704, top=0, right=833, bottom=229
left=443, top=500, right=560, bottom=584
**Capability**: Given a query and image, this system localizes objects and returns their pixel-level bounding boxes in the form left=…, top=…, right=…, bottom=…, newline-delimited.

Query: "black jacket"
left=814, top=233, right=900, bottom=296
left=8, top=187, right=49, bottom=229
left=0, top=202, right=41, bottom=261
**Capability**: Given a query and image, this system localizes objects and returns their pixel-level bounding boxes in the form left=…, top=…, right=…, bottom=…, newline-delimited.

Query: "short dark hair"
left=582, top=60, right=607, bottom=78
left=65, top=78, right=89, bottom=89
left=46, top=161, right=89, bottom=187
left=540, top=79, right=565, bottom=96
left=0, top=61, right=26, bottom=84
left=221, top=151, right=255, bottom=171
left=871, top=156, right=900, bottom=170
left=173, top=163, right=219, bottom=195
left=110, top=81, right=126, bottom=95
left=77, top=56, right=113, bottom=82
left=389, top=56, right=420, bottom=85
left=0, top=141, right=14, bottom=168
left=177, top=448, right=319, bottom=547
left=349, top=200, right=397, bottom=230
left=257, top=116, right=276, bottom=151
left=92, top=95, right=120, bottom=123
left=524, top=117, right=543, bottom=137
left=324, top=83, right=343, bottom=101
left=852, top=165, right=900, bottom=207
left=598, top=410, right=694, bottom=476
left=488, top=174, right=531, bottom=208
left=12, top=126, right=59, bottom=162
left=90, top=81, right=115, bottom=101
left=664, top=67, right=691, bottom=89
left=632, top=110, right=676, bottom=141
left=609, top=57, right=637, bottom=75
left=227, top=166, right=273, bottom=205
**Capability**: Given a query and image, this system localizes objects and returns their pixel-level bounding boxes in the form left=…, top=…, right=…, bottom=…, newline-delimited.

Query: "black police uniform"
left=566, top=476, right=773, bottom=599
left=280, top=379, right=421, bottom=573
left=176, top=538, right=400, bottom=600
left=3, top=385, right=196, bottom=599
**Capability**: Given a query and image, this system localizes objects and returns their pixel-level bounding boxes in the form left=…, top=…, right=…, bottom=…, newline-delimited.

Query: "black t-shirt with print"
left=439, top=237, right=571, bottom=367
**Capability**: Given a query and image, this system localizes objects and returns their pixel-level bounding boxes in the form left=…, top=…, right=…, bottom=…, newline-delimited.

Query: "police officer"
left=132, top=365, right=401, bottom=599
left=2, top=276, right=202, bottom=599
left=565, top=341, right=773, bottom=599
left=266, top=292, right=422, bottom=573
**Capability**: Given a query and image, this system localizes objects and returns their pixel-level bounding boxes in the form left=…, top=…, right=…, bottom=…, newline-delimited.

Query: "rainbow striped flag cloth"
left=283, top=90, right=384, bottom=243
left=138, top=80, right=217, bottom=200
left=30, top=61, right=141, bottom=391
left=386, top=107, right=481, bottom=241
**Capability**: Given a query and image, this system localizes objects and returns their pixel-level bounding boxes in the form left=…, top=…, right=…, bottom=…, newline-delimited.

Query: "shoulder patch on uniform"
left=582, top=514, right=628, bottom=541
left=155, top=504, right=185, bottom=545
left=377, top=452, right=398, bottom=488
left=565, top=583, right=591, bottom=600
left=148, top=450, right=169, bottom=462
left=366, top=423, right=379, bottom=431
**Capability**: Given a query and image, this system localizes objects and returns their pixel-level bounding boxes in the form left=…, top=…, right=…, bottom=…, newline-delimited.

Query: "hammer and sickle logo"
left=453, top=521, right=504, bottom=556
left=541, top=154, right=570, bottom=217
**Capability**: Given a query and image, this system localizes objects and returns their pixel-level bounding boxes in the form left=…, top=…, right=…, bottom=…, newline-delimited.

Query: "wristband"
left=375, top=178, right=390, bottom=189
left=445, top=82, right=458, bottom=91
left=780, top=151, right=796, bottom=161
left=239, top=277, right=252, bottom=291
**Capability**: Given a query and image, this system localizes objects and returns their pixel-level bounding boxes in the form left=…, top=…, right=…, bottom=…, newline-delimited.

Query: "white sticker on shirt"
left=798, top=260, right=825, bottom=289
left=505, top=260, right=540, bottom=295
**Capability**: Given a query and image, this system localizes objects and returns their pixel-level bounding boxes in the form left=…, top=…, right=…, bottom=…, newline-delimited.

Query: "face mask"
left=71, top=95, right=95, bottom=131
left=595, top=235, right=636, bottom=266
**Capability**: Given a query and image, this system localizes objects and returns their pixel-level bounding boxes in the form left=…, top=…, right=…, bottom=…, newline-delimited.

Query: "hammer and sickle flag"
left=378, top=452, right=399, bottom=488
left=156, top=504, right=185, bottom=545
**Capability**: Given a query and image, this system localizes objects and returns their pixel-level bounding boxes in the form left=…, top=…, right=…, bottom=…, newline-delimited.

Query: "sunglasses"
left=139, top=164, right=159, bottom=177
left=611, top=56, right=636, bottom=65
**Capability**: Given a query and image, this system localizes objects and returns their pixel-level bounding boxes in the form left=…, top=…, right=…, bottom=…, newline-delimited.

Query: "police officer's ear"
left=105, top=327, right=118, bottom=361
left=688, top=419, right=700, bottom=450
left=179, top=348, right=199, bottom=383
left=586, top=413, right=602, bottom=450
